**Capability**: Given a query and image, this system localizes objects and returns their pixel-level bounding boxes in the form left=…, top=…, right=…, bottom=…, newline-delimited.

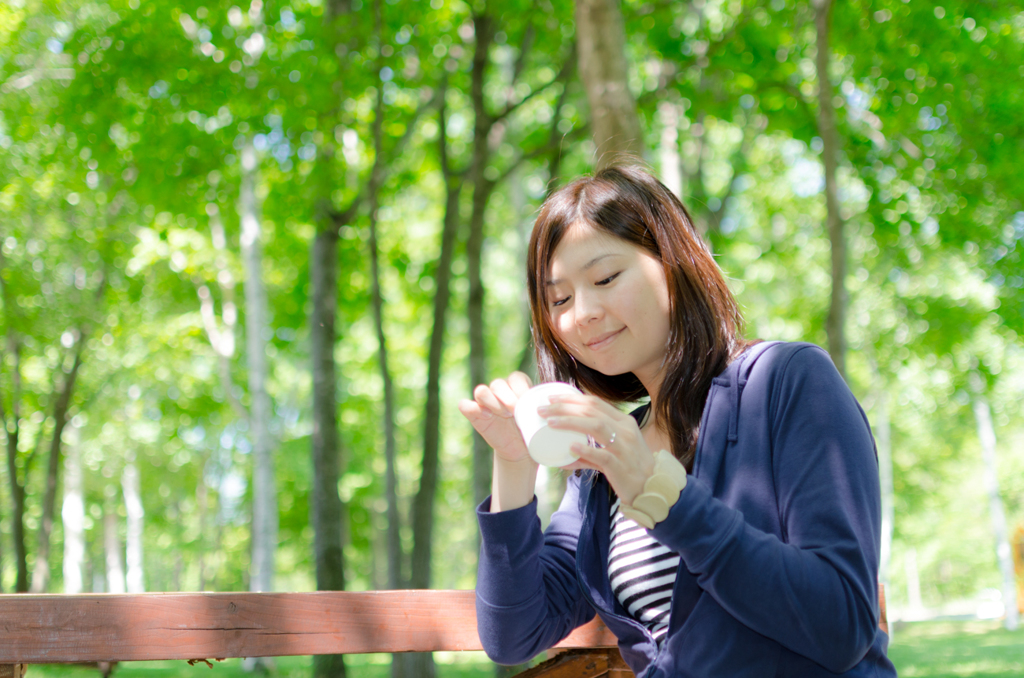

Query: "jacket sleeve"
left=475, top=474, right=596, bottom=665
left=650, top=345, right=881, bottom=674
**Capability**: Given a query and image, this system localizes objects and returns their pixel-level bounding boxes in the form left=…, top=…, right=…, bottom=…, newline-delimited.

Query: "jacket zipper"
left=575, top=473, right=660, bottom=673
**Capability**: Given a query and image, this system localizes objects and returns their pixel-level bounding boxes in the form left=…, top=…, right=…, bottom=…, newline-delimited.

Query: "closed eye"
left=550, top=272, right=619, bottom=306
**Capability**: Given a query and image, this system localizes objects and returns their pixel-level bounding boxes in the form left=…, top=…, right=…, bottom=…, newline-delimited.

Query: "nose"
left=573, top=289, right=602, bottom=327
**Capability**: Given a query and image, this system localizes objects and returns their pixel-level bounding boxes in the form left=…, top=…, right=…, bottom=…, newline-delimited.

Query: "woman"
left=459, top=166, right=896, bottom=677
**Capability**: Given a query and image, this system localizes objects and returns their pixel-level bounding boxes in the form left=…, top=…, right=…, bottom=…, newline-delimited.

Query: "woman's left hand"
left=538, top=393, right=656, bottom=506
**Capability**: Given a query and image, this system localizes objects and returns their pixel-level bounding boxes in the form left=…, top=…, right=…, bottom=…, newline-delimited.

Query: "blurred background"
left=1, top=0, right=1023, bottom=675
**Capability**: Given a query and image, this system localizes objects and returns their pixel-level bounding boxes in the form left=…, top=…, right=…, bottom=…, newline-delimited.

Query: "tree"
left=30, top=283, right=98, bottom=592
left=464, top=1, right=577, bottom=512
left=309, top=217, right=347, bottom=677
left=306, top=0, right=356, bottom=653
left=812, top=0, right=848, bottom=379
left=61, top=422, right=86, bottom=593
left=365, top=0, right=402, bottom=595
left=575, top=0, right=644, bottom=165
left=239, top=139, right=278, bottom=597
left=971, top=378, right=1019, bottom=630
left=2, top=0, right=1022, bottom=647
left=405, top=86, right=462, bottom=678
left=122, top=446, right=145, bottom=592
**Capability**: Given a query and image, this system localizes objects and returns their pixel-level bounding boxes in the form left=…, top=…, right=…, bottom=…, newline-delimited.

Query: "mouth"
left=585, top=328, right=624, bottom=350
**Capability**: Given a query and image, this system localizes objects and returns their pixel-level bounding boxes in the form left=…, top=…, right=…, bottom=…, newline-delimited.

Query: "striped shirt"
left=608, top=496, right=679, bottom=646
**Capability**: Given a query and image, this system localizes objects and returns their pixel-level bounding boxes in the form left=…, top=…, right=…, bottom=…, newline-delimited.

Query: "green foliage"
left=0, top=0, right=1022, bottom=644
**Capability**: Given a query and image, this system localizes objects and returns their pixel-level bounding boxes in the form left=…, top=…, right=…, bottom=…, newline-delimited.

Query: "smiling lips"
left=585, top=327, right=624, bottom=350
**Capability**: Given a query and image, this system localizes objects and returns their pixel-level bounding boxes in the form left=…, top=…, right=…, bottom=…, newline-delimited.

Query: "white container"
left=514, top=382, right=589, bottom=467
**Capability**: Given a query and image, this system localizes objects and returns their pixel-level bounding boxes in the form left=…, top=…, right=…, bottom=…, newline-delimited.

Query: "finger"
left=548, top=393, right=628, bottom=421
left=508, top=371, right=533, bottom=397
left=539, top=400, right=609, bottom=419
left=540, top=397, right=621, bottom=427
left=546, top=415, right=616, bottom=444
left=562, top=458, right=600, bottom=472
left=546, top=392, right=588, bottom=405
left=458, top=398, right=493, bottom=421
left=489, top=379, right=520, bottom=416
left=568, top=441, right=615, bottom=469
left=473, top=384, right=510, bottom=417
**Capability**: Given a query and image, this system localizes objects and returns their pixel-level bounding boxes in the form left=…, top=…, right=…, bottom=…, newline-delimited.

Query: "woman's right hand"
left=458, top=371, right=534, bottom=465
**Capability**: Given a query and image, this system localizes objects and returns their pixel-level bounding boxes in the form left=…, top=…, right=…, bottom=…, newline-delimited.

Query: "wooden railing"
left=0, top=586, right=887, bottom=678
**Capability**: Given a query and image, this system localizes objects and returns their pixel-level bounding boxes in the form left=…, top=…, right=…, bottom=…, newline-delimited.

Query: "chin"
left=587, top=360, right=632, bottom=378
left=570, top=351, right=631, bottom=378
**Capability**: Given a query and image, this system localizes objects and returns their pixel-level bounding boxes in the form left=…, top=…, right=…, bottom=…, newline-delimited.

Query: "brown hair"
left=527, top=165, right=748, bottom=470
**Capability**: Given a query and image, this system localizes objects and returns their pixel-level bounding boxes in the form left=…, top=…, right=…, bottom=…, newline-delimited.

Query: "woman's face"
left=545, top=222, right=672, bottom=390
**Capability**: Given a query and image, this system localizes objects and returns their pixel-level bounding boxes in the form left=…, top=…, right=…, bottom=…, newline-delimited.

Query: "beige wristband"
left=619, top=449, right=688, bottom=529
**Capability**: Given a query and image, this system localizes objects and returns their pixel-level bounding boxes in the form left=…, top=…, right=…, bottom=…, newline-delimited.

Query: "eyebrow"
left=546, top=253, right=622, bottom=286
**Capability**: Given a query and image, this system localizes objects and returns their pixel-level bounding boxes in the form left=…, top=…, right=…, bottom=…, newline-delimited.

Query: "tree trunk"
left=311, top=224, right=347, bottom=678
left=972, top=391, right=1019, bottom=630
left=197, top=475, right=210, bottom=591
left=122, top=449, right=145, bottom=593
left=874, top=389, right=894, bottom=592
left=30, top=338, right=84, bottom=593
left=514, top=75, right=574, bottom=376
left=0, top=437, right=3, bottom=594
left=365, top=0, right=401, bottom=594
left=306, top=2, right=375, bottom=674
left=1, top=334, right=29, bottom=592
left=197, top=203, right=244, bottom=595
left=61, top=422, right=85, bottom=594
left=198, top=202, right=247, bottom=422
left=376, top=235, right=402, bottom=589
left=366, top=9, right=405, bottom=666
left=872, top=385, right=895, bottom=639
left=575, top=0, right=644, bottom=166
left=240, top=140, right=278, bottom=596
left=543, top=61, right=573, bottom=203
left=510, top=166, right=536, bottom=378
left=104, top=506, right=126, bottom=594
left=6, top=441, right=28, bottom=593
left=812, top=0, right=847, bottom=380
left=405, top=94, right=462, bottom=678
left=365, top=35, right=401, bottom=592
left=657, top=100, right=683, bottom=198
left=468, top=11, right=497, bottom=512
left=411, top=105, right=461, bottom=591
left=904, top=546, right=922, bottom=614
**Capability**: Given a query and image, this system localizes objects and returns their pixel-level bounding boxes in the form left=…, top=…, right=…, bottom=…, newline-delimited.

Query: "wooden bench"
left=0, top=586, right=887, bottom=678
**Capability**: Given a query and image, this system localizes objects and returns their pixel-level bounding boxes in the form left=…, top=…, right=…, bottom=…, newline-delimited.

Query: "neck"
left=636, top=370, right=663, bottom=431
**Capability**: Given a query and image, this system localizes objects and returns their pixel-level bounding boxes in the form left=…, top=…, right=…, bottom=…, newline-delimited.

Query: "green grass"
left=888, top=620, right=1024, bottom=677
left=23, top=622, right=1024, bottom=677
left=26, top=653, right=498, bottom=678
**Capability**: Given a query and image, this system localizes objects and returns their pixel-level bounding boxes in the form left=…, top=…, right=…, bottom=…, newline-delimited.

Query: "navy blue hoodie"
left=476, top=341, right=897, bottom=677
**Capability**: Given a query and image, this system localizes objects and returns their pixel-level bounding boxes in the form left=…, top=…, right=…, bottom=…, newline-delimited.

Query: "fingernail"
left=537, top=405, right=550, bottom=415
left=569, top=444, right=582, bottom=458
left=480, top=410, right=493, bottom=419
